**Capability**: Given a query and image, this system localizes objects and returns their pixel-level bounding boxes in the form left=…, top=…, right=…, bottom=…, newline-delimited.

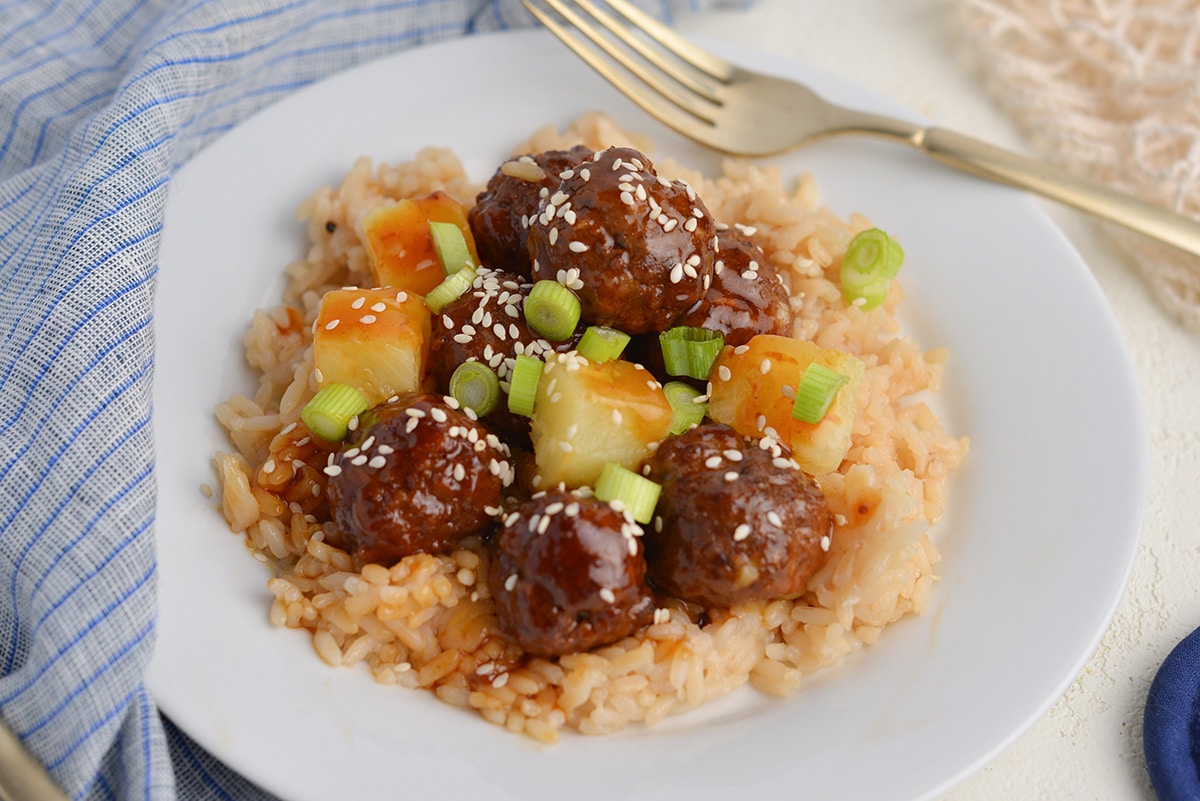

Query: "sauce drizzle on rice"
left=212, top=113, right=968, bottom=742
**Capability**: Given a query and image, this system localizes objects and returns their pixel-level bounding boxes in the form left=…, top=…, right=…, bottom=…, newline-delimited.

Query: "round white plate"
left=149, top=29, right=1147, bottom=801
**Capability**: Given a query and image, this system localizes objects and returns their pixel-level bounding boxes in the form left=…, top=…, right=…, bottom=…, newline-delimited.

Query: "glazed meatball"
left=425, top=266, right=577, bottom=443
left=469, top=145, right=594, bottom=278
left=676, top=226, right=793, bottom=347
left=645, top=424, right=832, bottom=607
left=488, top=491, right=656, bottom=656
left=426, top=266, right=568, bottom=389
left=326, top=393, right=514, bottom=566
left=526, top=146, right=717, bottom=335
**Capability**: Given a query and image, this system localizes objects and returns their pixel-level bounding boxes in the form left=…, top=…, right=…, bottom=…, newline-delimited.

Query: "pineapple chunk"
left=530, top=353, right=673, bottom=489
left=357, top=191, right=480, bottom=295
left=313, top=287, right=431, bottom=406
left=707, top=335, right=864, bottom=475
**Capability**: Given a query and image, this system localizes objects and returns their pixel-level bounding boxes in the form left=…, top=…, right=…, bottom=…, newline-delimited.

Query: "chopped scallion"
left=594, top=462, right=661, bottom=525
left=663, top=381, right=706, bottom=434
left=449, top=361, right=501, bottom=417
left=840, top=228, right=904, bottom=310
left=301, top=383, right=369, bottom=442
left=791, top=363, right=849, bottom=424
left=524, top=280, right=581, bottom=341
left=659, top=326, right=725, bottom=380
left=507, top=354, right=544, bottom=416
left=429, top=221, right=475, bottom=275
left=576, top=325, right=630, bottom=363
left=424, top=265, right=477, bottom=314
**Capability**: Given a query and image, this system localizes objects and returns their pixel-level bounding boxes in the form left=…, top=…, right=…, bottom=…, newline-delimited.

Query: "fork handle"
left=918, top=127, right=1200, bottom=259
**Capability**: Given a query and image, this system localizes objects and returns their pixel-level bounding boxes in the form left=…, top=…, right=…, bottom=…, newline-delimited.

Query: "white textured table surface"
left=680, top=1, right=1200, bottom=799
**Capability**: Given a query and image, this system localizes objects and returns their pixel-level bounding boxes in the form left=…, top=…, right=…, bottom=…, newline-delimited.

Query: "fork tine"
left=568, top=0, right=723, bottom=103
left=529, top=0, right=720, bottom=124
left=598, top=0, right=736, bottom=83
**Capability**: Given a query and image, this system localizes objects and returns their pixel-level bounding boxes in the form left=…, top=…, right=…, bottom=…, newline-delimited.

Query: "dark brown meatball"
left=468, top=146, right=594, bottom=278
left=425, top=266, right=578, bottom=444
left=325, top=393, right=514, bottom=566
left=645, top=424, right=832, bottom=607
left=526, top=146, right=717, bottom=335
left=488, top=491, right=656, bottom=656
left=676, top=226, right=793, bottom=347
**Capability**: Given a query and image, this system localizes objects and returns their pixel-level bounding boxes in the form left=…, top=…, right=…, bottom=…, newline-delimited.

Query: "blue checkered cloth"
left=0, top=1, right=746, bottom=798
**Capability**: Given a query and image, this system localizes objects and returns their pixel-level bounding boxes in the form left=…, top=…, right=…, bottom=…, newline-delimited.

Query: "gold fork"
left=523, top=0, right=1200, bottom=260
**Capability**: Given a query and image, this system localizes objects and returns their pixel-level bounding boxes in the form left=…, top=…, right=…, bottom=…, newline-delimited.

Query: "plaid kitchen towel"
left=0, top=1, right=746, bottom=799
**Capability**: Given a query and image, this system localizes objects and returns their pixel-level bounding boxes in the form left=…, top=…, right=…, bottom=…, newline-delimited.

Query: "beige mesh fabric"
left=958, top=0, right=1200, bottom=332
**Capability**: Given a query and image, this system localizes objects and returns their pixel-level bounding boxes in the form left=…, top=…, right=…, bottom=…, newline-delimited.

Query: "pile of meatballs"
left=323, top=145, right=834, bottom=657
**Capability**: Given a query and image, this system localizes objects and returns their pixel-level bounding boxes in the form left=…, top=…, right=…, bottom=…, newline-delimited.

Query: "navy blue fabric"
left=1146, top=625, right=1200, bottom=801
left=0, top=1, right=747, bottom=798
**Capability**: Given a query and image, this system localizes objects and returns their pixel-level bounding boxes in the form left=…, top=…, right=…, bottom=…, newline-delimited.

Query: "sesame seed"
left=620, top=191, right=635, bottom=206
left=568, top=241, right=588, bottom=253
left=368, top=455, right=386, bottom=469
left=767, top=511, right=783, bottom=527
left=718, top=365, right=732, bottom=382
left=351, top=297, right=365, bottom=309
left=324, top=319, right=340, bottom=331
left=704, top=455, right=722, bottom=469
left=653, top=608, right=671, bottom=624
left=351, top=454, right=368, bottom=466
left=733, top=524, right=751, bottom=541
left=724, top=471, right=738, bottom=482
left=504, top=573, right=518, bottom=591
left=430, top=407, right=448, bottom=422
left=405, top=408, right=426, bottom=418
left=359, top=314, right=377, bottom=324
left=405, top=417, right=419, bottom=433
left=537, top=515, right=551, bottom=535
left=611, top=409, right=623, bottom=425
left=396, top=291, right=408, bottom=303
left=820, top=536, right=832, bottom=551
left=378, top=445, right=394, bottom=455
left=669, top=263, right=684, bottom=284
left=599, top=588, right=616, bottom=604
left=723, top=449, right=743, bottom=462
left=548, top=227, right=559, bottom=246
left=371, top=302, right=386, bottom=312
left=453, top=333, right=472, bottom=344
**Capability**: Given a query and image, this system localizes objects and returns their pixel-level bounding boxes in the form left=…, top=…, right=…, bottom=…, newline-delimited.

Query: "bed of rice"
left=212, top=113, right=969, bottom=743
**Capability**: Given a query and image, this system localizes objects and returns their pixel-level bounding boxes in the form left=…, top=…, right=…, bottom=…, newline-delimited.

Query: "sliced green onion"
left=424, top=265, right=477, bottom=314
left=507, top=354, right=544, bottom=416
left=576, top=325, right=630, bottom=363
left=791, top=363, right=850, bottom=424
left=663, top=381, right=707, bottom=434
left=659, top=326, right=725, bottom=380
left=840, top=228, right=904, bottom=310
left=524, top=280, right=581, bottom=341
left=429, top=221, right=474, bottom=275
left=449, top=361, right=501, bottom=417
left=594, top=462, right=661, bottom=525
left=301, top=383, right=369, bottom=442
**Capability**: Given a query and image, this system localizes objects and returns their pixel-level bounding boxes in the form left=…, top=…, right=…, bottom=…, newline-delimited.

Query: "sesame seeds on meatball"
left=526, top=146, right=717, bottom=335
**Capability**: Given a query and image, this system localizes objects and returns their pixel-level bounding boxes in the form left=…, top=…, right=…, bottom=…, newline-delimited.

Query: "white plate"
left=149, top=29, right=1147, bottom=801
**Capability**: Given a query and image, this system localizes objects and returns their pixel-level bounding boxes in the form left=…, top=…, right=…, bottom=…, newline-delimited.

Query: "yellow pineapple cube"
left=707, top=335, right=864, bottom=475
left=530, top=353, right=673, bottom=489
left=313, top=287, right=431, bottom=406
left=357, top=191, right=479, bottom=295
